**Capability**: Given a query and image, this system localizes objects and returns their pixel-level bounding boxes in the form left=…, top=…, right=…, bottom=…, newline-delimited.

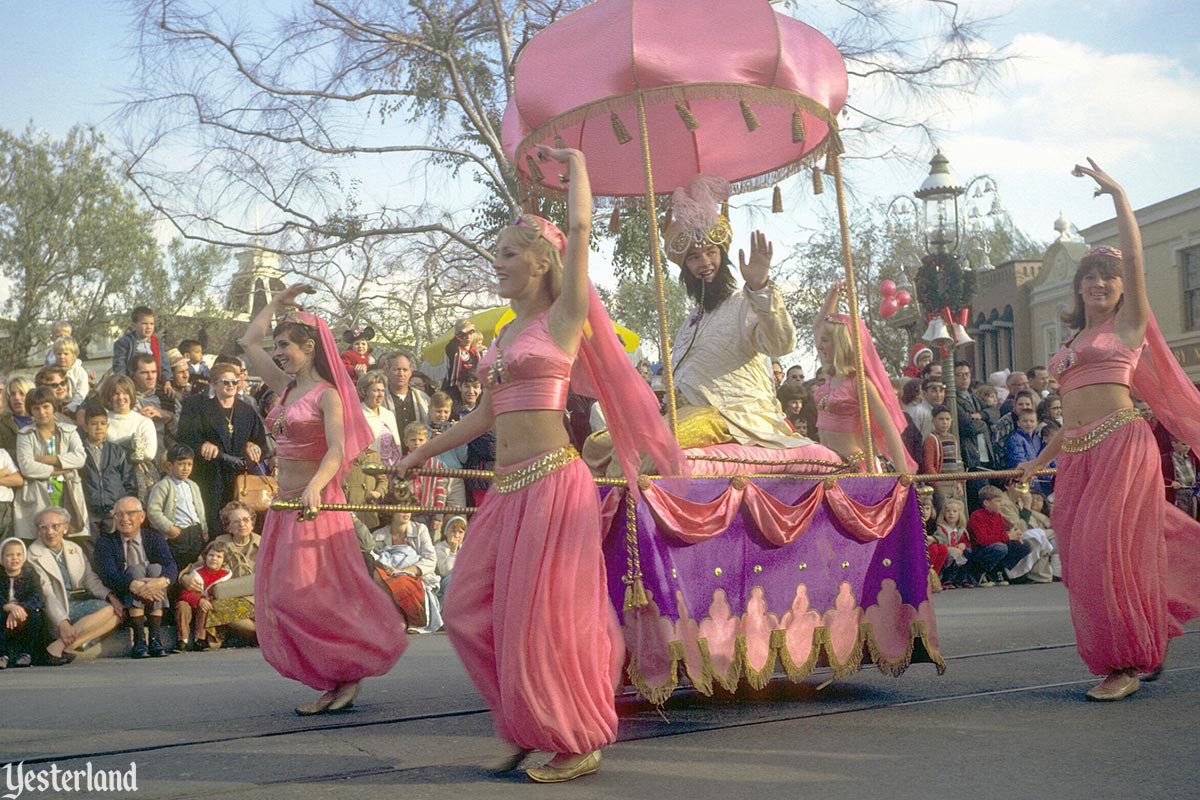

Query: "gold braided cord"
left=622, top=488, right=649, bottom=610
left=828, top=140, right=875, bottom=467
left=686, top=454, right=850, bottom=469
left=269, top=500, right=478, bottom=515
left=635, top=89, right=679, bottom=433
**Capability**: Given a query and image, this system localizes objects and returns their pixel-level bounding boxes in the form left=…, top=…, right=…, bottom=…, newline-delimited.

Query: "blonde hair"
left=817, top=320, right=856, bottom=378
left=428, top=391, right=453, bottom=410
left=403, top=420, right=428, bottom=440
left=3, top=376, right=34, bottom=415
left=500, top=223, right=563, bottom=300
left=937, top=497, right=965, bottom=527
left=53, top=335, right=79, bottom=356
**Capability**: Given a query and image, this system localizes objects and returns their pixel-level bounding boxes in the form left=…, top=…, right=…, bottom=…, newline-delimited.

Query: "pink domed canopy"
left=502, top=0, right=848, bottom=199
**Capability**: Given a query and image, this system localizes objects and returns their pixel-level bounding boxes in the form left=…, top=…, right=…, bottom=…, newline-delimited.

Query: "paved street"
left=3, top=583, right=1197, bottom=800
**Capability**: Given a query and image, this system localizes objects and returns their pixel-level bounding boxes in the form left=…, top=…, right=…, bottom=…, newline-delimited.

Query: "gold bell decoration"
left=772, top=185, right=783, bottom=214
left=611, top=112, right=632, bottom=145
left=525, top=154, right=545, bottom=183
left=791, top=108, right=806, bottom=145
left=675, top=101, right=700, bottom=131
left=812, top=166, right=824, bottom=195
left=608, top=206, right=621, bottom=235
left=739, top=98, right=760, bottom=132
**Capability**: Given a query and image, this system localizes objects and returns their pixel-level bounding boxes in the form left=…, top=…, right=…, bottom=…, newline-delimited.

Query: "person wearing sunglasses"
left=176, top=362, right=269, bottom=537
left=441, top=319, right=483, bottom=399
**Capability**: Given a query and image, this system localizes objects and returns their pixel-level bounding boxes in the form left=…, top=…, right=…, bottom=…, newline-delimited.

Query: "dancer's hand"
left=739, top=230, right=773, bottom=291
left=1014, top=460, right=1042, bottom=485
left=276, top=282, right=316, bottom=311
left=394, top=452, right=421, bottom=480
left=535, top=144, right=583, bottom=165
left=300, top=483, right=322, bottom=520
left=1073, top=157, right=1125, bottom=199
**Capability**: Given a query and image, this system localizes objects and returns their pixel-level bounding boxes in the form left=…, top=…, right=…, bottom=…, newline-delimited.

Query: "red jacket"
left=967, top=508, right=1008, bottom=548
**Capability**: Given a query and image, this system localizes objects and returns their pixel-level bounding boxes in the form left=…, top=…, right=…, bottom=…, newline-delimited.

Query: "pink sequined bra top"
left=1049, top=318, right=1145, bottom=394
left=813, top=375, right=861, bottom=433
left=479, top=311, right=574, bottom=415
left=266, top=382, right=331, bottom=461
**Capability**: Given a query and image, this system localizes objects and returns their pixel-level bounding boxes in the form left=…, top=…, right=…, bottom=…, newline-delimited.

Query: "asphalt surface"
left=2, top=582, right=1197, bottom=800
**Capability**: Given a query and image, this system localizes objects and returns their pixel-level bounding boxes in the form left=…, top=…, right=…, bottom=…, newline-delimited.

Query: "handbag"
left=233, top=462, right=278, bottom=513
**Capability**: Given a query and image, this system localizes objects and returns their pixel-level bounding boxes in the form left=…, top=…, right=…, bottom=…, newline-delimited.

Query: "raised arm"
left=1075, top=158, right=1148, bottom=343
left=541, top=146, right=592, bottom=351
left=816, top=281, right=845, bottom=334
left=238, top=283, right=314, bottom=396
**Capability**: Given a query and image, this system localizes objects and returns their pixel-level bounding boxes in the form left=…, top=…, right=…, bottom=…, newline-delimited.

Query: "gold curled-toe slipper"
left=487, top=747, right=533, bottom=774
left=327, top=681, right=359, bottom=712
left=526, top=750, right=601, bottom=784
left=295, top=691, right=337, bottom=716
left=1085, top=673, right=1140, bottom=702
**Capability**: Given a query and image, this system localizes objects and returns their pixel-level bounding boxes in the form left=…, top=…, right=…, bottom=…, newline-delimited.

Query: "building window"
left=1185, top=246, right=1200, bottom=331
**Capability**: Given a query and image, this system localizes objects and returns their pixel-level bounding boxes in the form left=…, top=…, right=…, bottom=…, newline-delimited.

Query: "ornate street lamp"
left=914, top=151, right=964, bottom=258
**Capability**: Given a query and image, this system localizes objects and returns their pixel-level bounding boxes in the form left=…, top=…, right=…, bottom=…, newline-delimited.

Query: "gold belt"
left=493, top=446, right=579, bottom=494
left=1061, top=407, right=1142, bottom=453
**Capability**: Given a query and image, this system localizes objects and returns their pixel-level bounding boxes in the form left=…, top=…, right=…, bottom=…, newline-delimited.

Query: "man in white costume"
left=664, top=175, right=813, bottom=449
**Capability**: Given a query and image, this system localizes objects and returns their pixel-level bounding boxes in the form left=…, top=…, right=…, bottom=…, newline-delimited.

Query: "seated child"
left=53, top=336, right=90, bottom=414
left=179, top=339, right=210, bottom=395
left=967, top=485, right=1032, bottom=586
left=371, top=511, right=441, bottom=633
left=79, top=407, right=138, bottom=539
left=929, top=498, right=973, bottom=588
left=147, top=444, right=208, bottom=576
left=997, top=482, right=1059, bottom=583
left=175, top=541, right=231, bottom=651
left=0, top=538, right=46, bottom=668
left=435, top=515, right=466, bottom=601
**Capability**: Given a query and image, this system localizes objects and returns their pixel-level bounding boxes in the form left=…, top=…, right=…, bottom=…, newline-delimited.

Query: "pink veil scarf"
left=829, top=312, right=918, bottom=472
left=291, top=310, right=374, bottom=486
left=1134, top=313, right=1200, bottom=455
left=518, top=214, right=687, bottom=493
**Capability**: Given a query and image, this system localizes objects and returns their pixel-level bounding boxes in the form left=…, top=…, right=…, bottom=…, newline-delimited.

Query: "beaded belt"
left=1061, top=407, right=1142, bottom=453
left=493, top=446, right=579, bottom=494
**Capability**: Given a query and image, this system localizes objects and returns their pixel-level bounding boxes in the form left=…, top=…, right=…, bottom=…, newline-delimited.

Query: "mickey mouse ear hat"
left=342, top=326, right=376, bottom=344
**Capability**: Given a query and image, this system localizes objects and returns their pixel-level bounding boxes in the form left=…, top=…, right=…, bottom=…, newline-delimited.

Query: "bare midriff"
left=494, top=409, right=571, bottom=468
left=819, top=430, right=867, bottom=463
left=276, top=458, right=322, bottom=495
left=1061, top=383, right=1133, bottom=429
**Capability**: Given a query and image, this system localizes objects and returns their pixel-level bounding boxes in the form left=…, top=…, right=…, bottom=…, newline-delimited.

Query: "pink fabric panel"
left=824, top=479, right=909, bottom=542
left=916, top=599, right=940, bottom=653
left=443, top=458, right=622, bottom=754
left=741, top=480, right=824, bottom=546
left=779, top=584, right=822, bottom=666
left=624, top=596, right=677, bottom=689
left=741, top=586, right=779, bottom=673
left=683, top=441, right=845, bottom=475
left=256, top=483, right=407, bottom=692
left=640, top=480, right=744, bottom=543
left=863, top=579, right=917, bottom=662
left=672, top=591, right=707, bottom=688
left=822, top=582, right=863, bottom=664
left=697, top=588, right=739, bottom=679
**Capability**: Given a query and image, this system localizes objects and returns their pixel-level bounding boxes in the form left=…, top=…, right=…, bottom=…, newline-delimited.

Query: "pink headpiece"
left=1085, top=245, right=1123, bottom=260
left=516, top=214, right=568, bottom=255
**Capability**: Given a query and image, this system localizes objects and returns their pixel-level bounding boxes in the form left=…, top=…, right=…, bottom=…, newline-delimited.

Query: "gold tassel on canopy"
left=740, top=98, right=760, bottom=132
left=675, top=101, right=700, bottom=131
left=721, top=199, right=730, bottom=220
left=772, top=185, right=783, bottom=213
left=554, top=134, right=567, bottom=150
left=791, top=108, right=806, bottom=145
left=611, top=112, right=632, bottom=144
left=812, top=166, right=824, bottom=195
left=609, top=206, right=621, bottom=235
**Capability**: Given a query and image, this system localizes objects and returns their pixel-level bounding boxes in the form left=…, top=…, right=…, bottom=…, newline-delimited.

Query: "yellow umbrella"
left=422, top=306, right=640, bottom=366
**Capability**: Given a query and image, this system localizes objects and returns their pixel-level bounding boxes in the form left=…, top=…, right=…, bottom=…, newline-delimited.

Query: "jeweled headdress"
left=663, top=175, right=733, bottom=267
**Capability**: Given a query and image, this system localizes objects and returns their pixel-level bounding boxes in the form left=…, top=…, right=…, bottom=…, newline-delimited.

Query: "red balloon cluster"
left=879, top=280, right=912, bottom=319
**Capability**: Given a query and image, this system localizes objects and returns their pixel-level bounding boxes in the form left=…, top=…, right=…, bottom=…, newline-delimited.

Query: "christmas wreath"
left=914, top=252, right=976, bottom=314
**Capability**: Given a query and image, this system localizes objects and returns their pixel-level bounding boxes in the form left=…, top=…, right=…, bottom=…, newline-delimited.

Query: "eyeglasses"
left=217, top=378, right=240, bottom=387
left=456, top=329, right=476, bottom=338
left=39, top=380, right=66, bottom=389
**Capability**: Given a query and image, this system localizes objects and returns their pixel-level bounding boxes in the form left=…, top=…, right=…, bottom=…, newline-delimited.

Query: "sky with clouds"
left=2, top=0, right=1198, bottom=291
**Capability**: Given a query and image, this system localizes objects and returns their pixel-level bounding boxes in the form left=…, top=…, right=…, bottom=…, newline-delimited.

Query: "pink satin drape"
left=639, top=477, right=910, bottom=546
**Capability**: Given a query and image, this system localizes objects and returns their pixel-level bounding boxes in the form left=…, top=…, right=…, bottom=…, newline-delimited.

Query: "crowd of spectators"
left=0, top=310, right=497, bottom=667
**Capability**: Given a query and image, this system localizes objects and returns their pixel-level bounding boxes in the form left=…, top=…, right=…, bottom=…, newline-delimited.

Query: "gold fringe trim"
left=622, top=620, right=944, bottom=705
